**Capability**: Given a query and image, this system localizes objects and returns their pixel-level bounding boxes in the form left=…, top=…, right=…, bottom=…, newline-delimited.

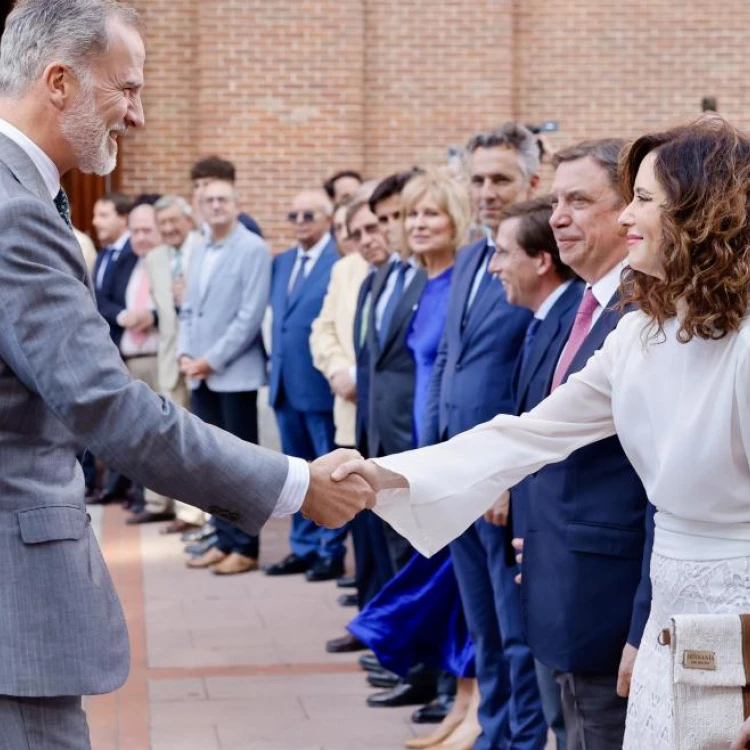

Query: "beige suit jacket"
left=145, top=231, right=200, bottom=392
left=310, top=252, right=369, bottom=447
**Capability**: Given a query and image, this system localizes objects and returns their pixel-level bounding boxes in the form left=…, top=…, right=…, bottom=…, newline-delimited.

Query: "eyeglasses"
left=350, top=223, right=382, bottom=243
left=287, top=211, right=317, bottom=224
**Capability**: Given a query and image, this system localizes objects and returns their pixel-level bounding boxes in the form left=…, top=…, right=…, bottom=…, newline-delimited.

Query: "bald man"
left=265, top=189, right=347, bottom=582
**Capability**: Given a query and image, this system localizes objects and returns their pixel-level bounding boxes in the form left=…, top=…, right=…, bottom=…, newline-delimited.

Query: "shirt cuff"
left=349, top=365, right=357, bottom=384
left=271, top=456, right=309, bottom=517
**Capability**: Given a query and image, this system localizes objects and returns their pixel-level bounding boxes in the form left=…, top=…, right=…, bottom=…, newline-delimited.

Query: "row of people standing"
left=308, top=124, right=653, bottom=750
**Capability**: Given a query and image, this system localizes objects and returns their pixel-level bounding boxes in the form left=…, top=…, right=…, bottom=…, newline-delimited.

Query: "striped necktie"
left=54, top=188, right=72, bottom=229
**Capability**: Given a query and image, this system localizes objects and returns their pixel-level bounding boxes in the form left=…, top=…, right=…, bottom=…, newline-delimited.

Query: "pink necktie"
left=550, top=287, right=599, bottom=391
left=131, top=265, right=152, bottom=347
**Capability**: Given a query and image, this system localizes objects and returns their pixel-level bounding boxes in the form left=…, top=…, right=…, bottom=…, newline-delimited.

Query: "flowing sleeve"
left=372, top=322, right=623, bottom=557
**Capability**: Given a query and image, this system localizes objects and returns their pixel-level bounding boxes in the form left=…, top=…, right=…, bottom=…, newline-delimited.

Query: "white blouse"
left=374, top=311, right=750, bottom=562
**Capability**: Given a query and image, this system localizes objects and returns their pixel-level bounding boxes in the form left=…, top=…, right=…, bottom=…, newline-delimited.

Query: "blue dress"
left=348, top=267, right=475, bottom=679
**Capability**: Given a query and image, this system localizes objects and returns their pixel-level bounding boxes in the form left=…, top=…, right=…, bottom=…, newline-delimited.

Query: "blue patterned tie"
left=379, top=262, right=408, bottom=348
left=54, top=188, right=72, bottom=229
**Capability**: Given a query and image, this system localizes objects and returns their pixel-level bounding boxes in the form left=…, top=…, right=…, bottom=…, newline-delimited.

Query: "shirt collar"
left=589, top=259, right=627, bottom=309
left=208, top=221, right=242, bottom=250
left=111, top=232, right=130, bottom=252
left=0, top=118, right=60, bottom=199
left=535, top=280, right=573, bottom=321
left=297, top=231, right=331, bottom=262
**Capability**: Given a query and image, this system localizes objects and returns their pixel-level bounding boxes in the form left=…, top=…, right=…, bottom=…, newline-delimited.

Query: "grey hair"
left=466, top=122, right=541, bottom=179
left=0, top=0, right=140, bottom=97
left=154, top=195, right=193, bottom=218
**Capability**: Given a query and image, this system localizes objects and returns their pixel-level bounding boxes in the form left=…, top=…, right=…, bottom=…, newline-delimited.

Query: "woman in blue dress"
left=348, top=169, right=481, bottom=749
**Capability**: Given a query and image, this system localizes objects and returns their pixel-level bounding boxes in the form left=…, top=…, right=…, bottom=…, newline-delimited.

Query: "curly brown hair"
left=620, top=116, right=750, bottom=342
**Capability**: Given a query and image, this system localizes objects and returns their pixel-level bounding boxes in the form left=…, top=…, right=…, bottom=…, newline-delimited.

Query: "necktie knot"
left=54, top=188, right=72, bottom=229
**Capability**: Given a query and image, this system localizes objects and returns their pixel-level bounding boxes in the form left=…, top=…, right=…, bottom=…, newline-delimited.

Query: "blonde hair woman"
left=347, top=169, right=481, bottom=750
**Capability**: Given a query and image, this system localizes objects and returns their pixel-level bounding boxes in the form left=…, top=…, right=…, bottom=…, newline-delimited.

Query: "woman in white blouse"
left=332, top=117, right=750, bottom=748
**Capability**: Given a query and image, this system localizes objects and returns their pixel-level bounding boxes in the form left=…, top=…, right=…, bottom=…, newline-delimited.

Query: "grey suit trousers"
left=0, top=695, right=89, bottom=750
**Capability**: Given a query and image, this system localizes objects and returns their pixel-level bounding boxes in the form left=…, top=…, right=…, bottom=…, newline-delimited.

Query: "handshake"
left=298, top=448, right=408, bottom=529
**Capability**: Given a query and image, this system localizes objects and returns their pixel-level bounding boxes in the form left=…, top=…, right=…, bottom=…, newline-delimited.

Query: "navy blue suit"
left=423, top=238, right=545, bottom=750
left=269, top=237, right=346, bottom=563
left=516, top=290, right=654, bottom=678
left=350, top=270, right=393, bottom=607
left=94, top=240, right=137, bottom=349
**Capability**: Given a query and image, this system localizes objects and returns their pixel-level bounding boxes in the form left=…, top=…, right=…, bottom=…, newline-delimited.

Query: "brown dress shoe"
left=160, top=519, right=199, bottom=535
left=186, top=547, right=226, bottom=569
left=212, top=552, right=259, bottom=575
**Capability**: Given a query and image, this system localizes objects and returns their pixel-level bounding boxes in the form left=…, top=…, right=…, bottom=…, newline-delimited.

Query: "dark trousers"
left=451, top=520, right=547, bottom=750
left=536, top=660, right=566, bottom=750
left=191, top=384, right=259, bottom=558
left=555, top=672, right=627, bottom=750
left=77, top=451, right=97, bottom=492
left=352, top=510, right=394, bottom=608
left=0, top=695, right=90, bottom=749
left=274, top=396, right=346, bottom=562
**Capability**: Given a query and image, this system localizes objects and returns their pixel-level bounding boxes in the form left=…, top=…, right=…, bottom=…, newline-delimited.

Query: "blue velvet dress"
left=348, top=267, right=475, bottom=679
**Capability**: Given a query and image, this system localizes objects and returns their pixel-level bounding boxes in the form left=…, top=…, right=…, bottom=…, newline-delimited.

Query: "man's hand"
left=483, top=491, right=510, bottom=526
left=511, top=537, right=524, bottom=584
left=730, top=717, right=750, bottom=750
left=330, top=369, right=356, bottom=401
left=301, top=449, right=376, bottom=527
left=121, top=309, right=155, bottom=332
left=182, top=356, right=213, bottom=380
left=616, top=643, right=638, bottom=698
left=330, top=455, right=409, bottom=492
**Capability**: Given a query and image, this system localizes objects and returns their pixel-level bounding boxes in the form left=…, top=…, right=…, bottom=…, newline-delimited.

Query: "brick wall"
left=122, top=0, right=750, bottom=249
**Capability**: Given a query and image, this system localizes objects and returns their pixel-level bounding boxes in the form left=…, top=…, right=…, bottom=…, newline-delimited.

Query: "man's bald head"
left=288, top=188, right=333, bottom=249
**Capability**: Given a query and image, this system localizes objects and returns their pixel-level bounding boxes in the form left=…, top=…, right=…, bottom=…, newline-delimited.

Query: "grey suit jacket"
left=146, top=231, right=199, bottom=392
left=178, top=223, right=270, bottom=392
left=0, top=135, right=289, bottom=697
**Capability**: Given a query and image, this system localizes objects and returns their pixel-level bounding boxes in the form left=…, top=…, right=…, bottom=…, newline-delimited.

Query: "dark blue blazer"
left=422, top=238, right=532, bottom=446
left=516, top=289, right=654, bottom=675
left=94, top=241, right=137, bottom=348
left=353, top=271, right=375, bottom=455
left=269, top=239, right=338, bottom=413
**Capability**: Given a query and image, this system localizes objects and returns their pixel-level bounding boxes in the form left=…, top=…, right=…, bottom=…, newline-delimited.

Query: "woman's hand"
left=330, top=457, right=409, bottom=492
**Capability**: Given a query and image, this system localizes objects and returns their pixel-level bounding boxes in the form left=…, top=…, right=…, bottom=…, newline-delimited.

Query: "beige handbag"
left=660, top=614, right=750, bottom=749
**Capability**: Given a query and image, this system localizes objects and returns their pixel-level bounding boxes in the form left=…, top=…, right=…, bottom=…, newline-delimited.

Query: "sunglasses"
left=287, top=211, right=318, bottom=224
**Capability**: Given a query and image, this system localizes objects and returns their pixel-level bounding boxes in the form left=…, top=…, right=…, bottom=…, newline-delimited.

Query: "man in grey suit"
left=0, top=2, right=372, bottom=747
left=178, top=177, right=271, bottom=575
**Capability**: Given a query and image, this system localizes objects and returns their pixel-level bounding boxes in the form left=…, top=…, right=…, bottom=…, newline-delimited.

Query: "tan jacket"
left=310, top=252, right=369, bottom=446
left=145, top=231, right=200, bottom=392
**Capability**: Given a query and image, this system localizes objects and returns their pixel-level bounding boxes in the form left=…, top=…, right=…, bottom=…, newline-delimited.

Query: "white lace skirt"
left=623, top=552, right=750, bottom=749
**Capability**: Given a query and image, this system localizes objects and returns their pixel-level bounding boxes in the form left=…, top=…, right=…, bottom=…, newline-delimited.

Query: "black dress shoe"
left=367, top=669, right=400, bottom=689
left=366, top=683, right=437, bottom=708
left=326, top=633, right=366, bottom=653
left=264, top=553, right=313, bottom=577
left=336, top=575, right=357, bottom=589
left=86, top=490, right=122, bottom=506
left=359, top=653, right=382, bottom=673
left=337, top=592, right=358, bottom=607
left=126, top=511, right=176, bottom=525
left=411, top=694, right=455, bottom=724
left=305, top=557, right=345, bottom=582
left=185, top=534, right=219, bottom=556
left=182, top=522, right=215, bottom=543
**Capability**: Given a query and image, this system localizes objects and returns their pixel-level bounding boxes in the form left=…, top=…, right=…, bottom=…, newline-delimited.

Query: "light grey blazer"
left=0, top=135, right=289, bottom=698
left=178, top=223, right=270, bottom=392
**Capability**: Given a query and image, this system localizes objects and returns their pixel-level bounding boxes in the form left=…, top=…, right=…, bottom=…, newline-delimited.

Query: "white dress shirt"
left=466, top=235, right=496, bottom=311
left=373, top=310, right=750, bottom=561
left=287, top=231, right=331, bottom=293
left=535, top=280, right=573, bottom=322
left=553, top=260, right=625, bottom=371
left=0, top=118, right=59, bottom=199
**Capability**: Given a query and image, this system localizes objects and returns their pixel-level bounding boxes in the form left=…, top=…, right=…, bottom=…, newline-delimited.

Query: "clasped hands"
left=299, top=449, right=407, bottom=528
left=179, top=355, right=213, bottom=380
